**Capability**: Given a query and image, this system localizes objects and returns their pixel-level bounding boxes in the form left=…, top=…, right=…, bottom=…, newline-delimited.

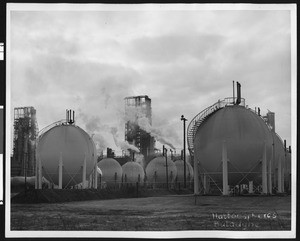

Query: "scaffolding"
left=12, top=107, right=38, bottom=177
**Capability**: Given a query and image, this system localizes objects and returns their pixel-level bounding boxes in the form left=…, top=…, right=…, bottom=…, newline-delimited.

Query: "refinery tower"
left=11, top=107, right=38, bottom=177
left=124, top=95, right=155, bottom=158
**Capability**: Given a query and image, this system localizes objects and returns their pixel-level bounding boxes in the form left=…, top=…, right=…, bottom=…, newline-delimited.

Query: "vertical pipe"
left=165, top=147, right=168, bottom=189
left=183, top=118, right=186, bottom=188
left=194, top=157, right=199, bottom=195
left=82, top=153, right=86, bottom=189
left=222, top=140, right=229, bottom=195
left=35, top=153, right=38, bottom=189
left=58, top=152, right=63, bottom=189
left=38, top=156, right=42, bottom=189
left=233, top=80, right=235, bottom=103
left=262, top=141, right=267, bottom=194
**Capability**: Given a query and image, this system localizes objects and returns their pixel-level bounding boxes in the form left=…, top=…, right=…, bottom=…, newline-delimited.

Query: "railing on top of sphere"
left=187, top=97, right=245, bottom=156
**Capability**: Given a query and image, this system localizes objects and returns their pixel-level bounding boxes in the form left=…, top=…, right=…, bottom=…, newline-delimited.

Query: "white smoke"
left=124, top=106, right=176, bottom=150
left=134, top=153, right=145, bottom=168
left=77, top=110, right=109, bottom=154
left=110, top=127, right=140, bottom=153
left=101, top=87, right=111, bottom=109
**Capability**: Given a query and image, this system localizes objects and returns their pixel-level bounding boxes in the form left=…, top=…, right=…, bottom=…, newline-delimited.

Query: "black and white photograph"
left=4, top=3, right=296, bottom=239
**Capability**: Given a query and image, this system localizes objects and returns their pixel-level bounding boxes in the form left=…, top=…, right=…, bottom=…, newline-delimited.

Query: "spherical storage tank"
left=194, top=105, right=273, bottom=186
left=36, top=124, right=96, bottom=188
left=174, top=160, right=194, bottom=183
left=146, top=156, right=177, bottom=184
left=98, top=158, right=122, bottom=184
left=122, top=162, right=145, bottom=183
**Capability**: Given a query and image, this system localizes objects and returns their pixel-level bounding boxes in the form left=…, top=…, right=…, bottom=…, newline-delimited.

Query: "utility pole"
left=163, top=145, right=168, bottom=189
left=181, top=115, right=187, bottom=188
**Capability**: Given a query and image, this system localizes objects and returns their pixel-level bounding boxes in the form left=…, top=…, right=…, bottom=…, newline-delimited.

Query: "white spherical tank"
left=97, top=158, right=122, bottom=184
left=122, top=162, right=145, bottom=183
left=194, top=106, right=273, bottom=186
left=174, top=160, right=194, bottom=183
left=36, top=124, right=96, bottom=188
left=145, top=156, right=177, bottom=184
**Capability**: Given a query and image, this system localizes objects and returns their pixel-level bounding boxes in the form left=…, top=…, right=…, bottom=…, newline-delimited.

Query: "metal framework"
left=12, top=107, right=38, bottom=177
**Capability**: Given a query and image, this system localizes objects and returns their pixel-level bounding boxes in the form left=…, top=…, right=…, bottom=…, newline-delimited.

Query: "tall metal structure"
left=12, top=107, right=38, bottom=177
left=124, top=95, right=155, bottom=158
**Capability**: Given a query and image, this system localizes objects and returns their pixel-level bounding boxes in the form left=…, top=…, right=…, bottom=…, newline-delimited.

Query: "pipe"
left=233, top=80, right=235, bottom=104
left=38, top=154, right=42, bottom=189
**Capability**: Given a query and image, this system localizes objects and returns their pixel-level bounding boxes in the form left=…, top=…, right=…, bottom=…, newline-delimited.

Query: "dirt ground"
left=10, top=195, right=291, bottom=231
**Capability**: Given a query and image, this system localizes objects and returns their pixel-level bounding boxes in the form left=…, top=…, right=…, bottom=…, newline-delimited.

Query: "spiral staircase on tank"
left=187, top=97, right=245, bottom=157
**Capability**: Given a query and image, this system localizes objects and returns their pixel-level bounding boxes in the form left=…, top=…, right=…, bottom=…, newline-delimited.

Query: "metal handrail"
left=187, top=97, right=245, bottom=156
left=38, top=119, right=67, bottom=138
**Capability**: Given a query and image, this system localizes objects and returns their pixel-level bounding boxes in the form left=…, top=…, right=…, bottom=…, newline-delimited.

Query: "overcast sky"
left=8, top=4, right=294, bottom=155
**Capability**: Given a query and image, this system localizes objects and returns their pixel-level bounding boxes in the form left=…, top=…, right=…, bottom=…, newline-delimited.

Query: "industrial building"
left=124, top=95, right=155, bottom=158
left=11, top=107, right=38, bottom=177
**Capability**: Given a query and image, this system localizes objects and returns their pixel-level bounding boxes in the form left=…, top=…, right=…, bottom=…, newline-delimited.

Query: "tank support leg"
left=194, top=158, right=199, bottom=195
left=93, top=161, right=98, bottom=189
left=249, top=181, right=253, bottom=194
left=58, top=152, right=63, bottom=189
left=262, top=141, right=268, bottom=194
left=82, top=153, right=86, bottom=189
left=222, top=140, right=229, bottom=195
left=268, top=144, right=273, bottom=194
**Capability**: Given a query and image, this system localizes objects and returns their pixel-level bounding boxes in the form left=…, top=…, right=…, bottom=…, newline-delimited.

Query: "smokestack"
left=284, top=140, right=287, bottom=151
left=267, top=111, right=275, bottom=132
left=233, top=80, right=235, bottom=104
left=236, top=82, right=241, bottom=105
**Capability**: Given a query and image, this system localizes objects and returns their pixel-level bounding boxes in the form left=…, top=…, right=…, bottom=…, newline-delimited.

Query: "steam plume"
left=124, top=106, right=176, bottom=150
left=110, top=127, right=140, bottom=153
